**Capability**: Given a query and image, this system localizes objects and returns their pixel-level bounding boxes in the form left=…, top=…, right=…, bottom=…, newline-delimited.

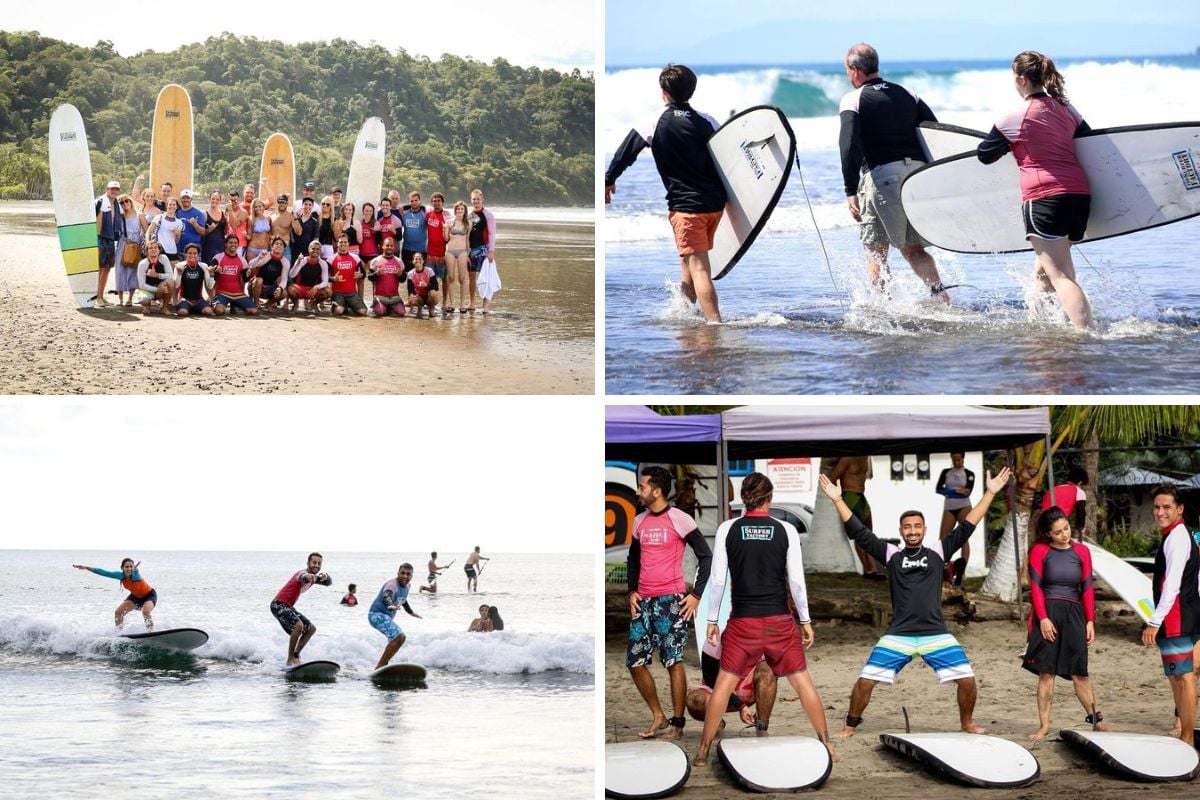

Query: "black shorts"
left=270, top=599, right=313, bottom=636
left=465, top=564, right=477, bottom=578
left=1023, top=193, right=1090, bottom=242
left=126, top=588, right=158, bottom=609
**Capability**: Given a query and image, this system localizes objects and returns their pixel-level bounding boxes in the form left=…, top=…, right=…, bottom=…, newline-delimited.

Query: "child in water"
left=340, top=584, right=358, bottom=606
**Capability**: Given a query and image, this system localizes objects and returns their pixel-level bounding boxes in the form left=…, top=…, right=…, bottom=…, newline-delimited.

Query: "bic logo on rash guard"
left=741, top=525, right=775, bottom=542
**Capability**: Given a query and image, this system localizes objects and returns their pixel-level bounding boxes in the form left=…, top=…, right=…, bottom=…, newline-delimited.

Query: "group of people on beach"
left=623, top=464, right=1200, bottom=771
left=605, top=45, right=1097, bottom=327
left=93, top=178, right=499, bottom=317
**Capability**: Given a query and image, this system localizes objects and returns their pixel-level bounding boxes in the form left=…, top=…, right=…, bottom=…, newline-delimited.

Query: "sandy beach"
left=0, top=205, right=593, bottom=394
left=605, top=582, right=1195, bottom=799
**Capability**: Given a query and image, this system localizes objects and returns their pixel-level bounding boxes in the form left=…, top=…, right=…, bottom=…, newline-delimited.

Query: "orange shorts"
left=668, top=210, right=723, bottom=256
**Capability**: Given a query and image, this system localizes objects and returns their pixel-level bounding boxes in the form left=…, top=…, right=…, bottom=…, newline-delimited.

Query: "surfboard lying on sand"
left=1060, top=728, right=1199, bottom=782
left=717, top=736, right=832, bottom=792
left=880, top=732, right=1040, bottom=788
left=149, top=83, right=194, bottom=195
left=48, top=104, right=99, bottom=307
left=344, top=117, right=386, bottom=223
left=369, top=663, right=427, bottom=685
left=284, top=660, right=340, bottom=681
left=120, top=628, right=208, bottom=652
left=708, top=106, right=796, bottom=280
left=1082, top=541, right=1154, bottom=622
left=605, top=740, right=689, bottom=799
left=258, top=132, right=295, bottom=205
left=900, top=122, right=1200, bottom=253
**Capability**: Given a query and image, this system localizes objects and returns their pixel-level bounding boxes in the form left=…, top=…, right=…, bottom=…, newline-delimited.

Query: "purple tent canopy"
left=605, top=405, right=722, bottom=464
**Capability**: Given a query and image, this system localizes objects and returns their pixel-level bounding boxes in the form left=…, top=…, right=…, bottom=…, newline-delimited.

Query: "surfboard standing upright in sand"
left=149, top=83, right=194, bottom=196
left=344, top=117, right=386, bottom=222
left=258, top=132, right=295, bottom=205
left=48, top=104, right=99, bottom=307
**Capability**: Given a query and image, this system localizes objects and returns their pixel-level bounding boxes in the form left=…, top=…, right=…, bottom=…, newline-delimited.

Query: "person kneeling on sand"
left=817, top=466, right=1010, bottom=738
left=368, top=236, right=407, bottom=317
left=209, top=234, right=258, bottom=316
left=135, top=238, right=175, bottom=315
left=406, top=252, right=441, bottom=319
left=287, top=240, right=331, bottom=313
left=686, top=638, right=776, bottom=737
left=174, top=243, right=214, bottom=317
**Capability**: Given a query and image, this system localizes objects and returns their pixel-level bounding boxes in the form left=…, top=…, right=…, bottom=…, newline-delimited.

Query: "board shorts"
left=859, top=159, right=929, bottom=249
left=213, top=293, right=256, bottom=311
left=126, top=588, right=158, bottom=609
left=261, top=283, right=285, bottom=300
left=842, top=491, right=871, bottom=523
left=133, top=288, right=159, bottom=304
left=861, top=632, right=974, bottom=684
left=626, top=592, right=689, bottom=669
left=1022, top=599, right=1089, bottom=679
left=1023, top=193, right=1090, bottom=242
left=465, top=564, right=477, bottom=578
left=468, top=245, right=489, bottom=273
left=426, top=573, right=438, bottom=584
left=368, top=611, right=404, bottom=641
left=1157, top=633, right=1200, bottom=676
left=98, top=238, right=117, bottom=269
left=667, top=209, right=722, bottom=256
left=721, top=614, right=807, bottom=677
left=332, top=292, right=366, bottom=313
left=270, top=599, right=313, bottom=636
left=373, top=297, right=407, bottom=316
left=176, top=298, right=210, bottom=313
left=428, top=256, right=447, bottom=279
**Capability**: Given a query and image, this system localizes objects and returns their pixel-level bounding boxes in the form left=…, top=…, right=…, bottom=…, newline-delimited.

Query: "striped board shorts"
left=860, top=633, right=974, bottom=684
left=1158, top=633, right=1200, bottom=677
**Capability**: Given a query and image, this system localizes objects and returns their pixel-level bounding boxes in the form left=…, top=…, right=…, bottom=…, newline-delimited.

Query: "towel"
left=478, top=257, right=502, bottom=300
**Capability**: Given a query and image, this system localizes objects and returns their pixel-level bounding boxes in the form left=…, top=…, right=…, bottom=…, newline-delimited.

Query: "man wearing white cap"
left=93, top=180, right=122, bottom=306
left=176, top=189, right=206, bottom=258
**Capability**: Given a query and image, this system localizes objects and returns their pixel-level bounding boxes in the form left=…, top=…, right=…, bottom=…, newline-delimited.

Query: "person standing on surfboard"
left=839, top=43, right=950, bottom=302
left=819, top=466, right=1011, bottom=738
left=694, top=472, right=832, bottom=767
left=420, top=552, right=452, bottom=593
left=627, top=466, right=713, bottom=742
left=73, top=558, right=157, bottom=630
left=464, top=546, right=490, bottom=592
left=978, top=51, right=1093, bottom=328
left=369, top=563, right=422, bottom=670
left=1141, top=484, right=1200, bottom=746
left=270, top=552, right=332, bottom=666
left=604, top=64, right=726, bottom=322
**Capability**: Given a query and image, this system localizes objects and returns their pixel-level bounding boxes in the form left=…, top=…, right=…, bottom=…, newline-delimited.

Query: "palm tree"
left=982, top=405, right=1200, bottom=601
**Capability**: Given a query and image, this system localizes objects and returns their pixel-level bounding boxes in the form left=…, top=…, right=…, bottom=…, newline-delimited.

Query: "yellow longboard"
left=149, top=83, right=194, bottom=196
left=258, top=132, right=295, bottom=205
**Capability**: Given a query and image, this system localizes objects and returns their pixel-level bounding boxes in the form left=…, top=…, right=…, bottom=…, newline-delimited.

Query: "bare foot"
left=665, top=724, right=684, bottom=741
left=638, top=718, right=668, bottom=739
left=716, top=719, right=726, bottom=738
left=962, top=723, right=987, bottom=734
left=1027, top=728, right=1049, bottom=741
left=1094, top=721, right=1112, bottom=732
left=834, top=726, right=858, bottom=739
left=692, top=749, right=709, bottom=767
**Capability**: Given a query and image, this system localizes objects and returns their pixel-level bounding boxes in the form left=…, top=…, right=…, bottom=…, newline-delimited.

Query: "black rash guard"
left=845, top=514, right=976, bottom=635
left=838, top=77, right=937, bottom=196
left=605, top=102, right=728, bottom=213
left=178, top=264, right=208, bottom=302
left=707, top=512, right=811, bottom=623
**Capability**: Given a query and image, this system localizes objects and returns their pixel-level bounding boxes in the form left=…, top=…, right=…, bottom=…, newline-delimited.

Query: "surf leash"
left=794, top=153, right=847, bottom=315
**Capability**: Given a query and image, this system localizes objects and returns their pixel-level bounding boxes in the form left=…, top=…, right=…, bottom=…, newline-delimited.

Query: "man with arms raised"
left=1141, top=484, right=1200, bottom=746
left=818, top=465, right=1010, bottom=737
left=694, top=473, right=832, bottom=766
left=605, top=64, right=726, bottom=322
left=271, top=552, right=333, bottom=666
left=369, top=562, right=423, bottom=670
left=839, top=43, right=950, bottom=300
left=627, top=465, right=713, bottom=740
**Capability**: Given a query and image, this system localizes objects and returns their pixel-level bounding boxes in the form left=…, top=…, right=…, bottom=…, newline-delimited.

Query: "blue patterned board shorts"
left=467, top=245, right=488, bottom=273
left=861, top=632, right=974, bottom=684
left=626, top=593, right=688, bottom=669
left=368, top=611, right=403, bottom=641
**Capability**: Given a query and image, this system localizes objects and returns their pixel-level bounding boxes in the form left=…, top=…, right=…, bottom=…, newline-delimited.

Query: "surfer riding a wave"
left=73, top=558, right=156, bottom=630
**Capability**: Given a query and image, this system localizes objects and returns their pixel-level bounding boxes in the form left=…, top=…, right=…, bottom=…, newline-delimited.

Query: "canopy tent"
left=1099, top=466, right=1176, bottom=487
left=722, top=405, right=1051, bottom=459
left=604, top=405, right=722, bottom=465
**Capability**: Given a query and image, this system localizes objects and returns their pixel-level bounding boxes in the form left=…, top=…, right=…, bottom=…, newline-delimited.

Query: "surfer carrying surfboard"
left=73, top=558, right=156, bottom=630
left=604, top=64, right=726, bottom=322
left=270, top=553, right=332, bottom=666
left=819, top=466, right=1011, bottom=738
left=977, top=51, right=1094, bottom=328
left=368, top=563, right=422, bottom=670
left=839, top=44, right=950, bottom=302
left=1140, top=484, right=1200, bottom=746
left=694, top=472, right=832, bottom=767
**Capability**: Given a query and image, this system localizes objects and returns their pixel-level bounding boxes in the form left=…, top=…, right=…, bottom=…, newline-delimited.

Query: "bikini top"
left=253, top=217, right=271, bottom=234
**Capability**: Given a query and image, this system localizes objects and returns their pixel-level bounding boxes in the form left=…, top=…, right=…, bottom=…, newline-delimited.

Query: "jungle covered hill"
left=0, top=31, right=594, bottom=205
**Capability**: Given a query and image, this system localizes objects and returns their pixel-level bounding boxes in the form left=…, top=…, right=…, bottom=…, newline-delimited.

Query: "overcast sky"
left=0, top=397, right=597, bottom=554
left=4, top=1, right=595, bottom=71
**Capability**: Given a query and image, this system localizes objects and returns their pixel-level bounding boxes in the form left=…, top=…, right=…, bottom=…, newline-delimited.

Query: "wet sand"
left=606, top=597, right=1194, bottom=799
left=0, top=217, right=593, bottom=394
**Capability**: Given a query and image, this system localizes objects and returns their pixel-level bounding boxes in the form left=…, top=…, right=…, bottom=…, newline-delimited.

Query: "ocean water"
left=0, top=550, right=594, bottom=798
left=603, top=56, right=1200, bottom=394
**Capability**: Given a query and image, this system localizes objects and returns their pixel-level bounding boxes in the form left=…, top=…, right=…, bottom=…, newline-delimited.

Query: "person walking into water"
left=270, top=552, right=332, bottom=666
left=465, top=546, right=490, bottom=592
left=73, top=558, right=157, bottom=630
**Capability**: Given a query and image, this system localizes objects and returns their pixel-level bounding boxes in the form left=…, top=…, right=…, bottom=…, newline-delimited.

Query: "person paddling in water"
left=420, top=551, right=453, bottom=594
left=464, top=546, right=490, bottom=592
left=73, top=558, right=156, bottom=630
left=270, top=552, right=332, bottom=666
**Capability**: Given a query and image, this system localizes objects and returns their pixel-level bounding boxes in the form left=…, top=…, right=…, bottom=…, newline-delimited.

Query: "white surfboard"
left=344, top=117, right=386, bottom=221
left=916, top=121, right=986, bottom=162
left=369, top=662, right=427, bottom=685
left=120, top=627, right=208, bottom=652
left=285, top=660, right=340, bottom=681
left=708, top=106, right=796, bottom=280
left=901, top=122, right=1200, bottom=253
left=1060, top=728, right=1199, bottom=782
left=1082, top=541, right=1154, bottom=622
left=605, top=740, right=689, bottom=799
left=49, top=104, right=100, bottom=307
left=694, top=579, right=733, bottom=661
left=880, top=732, right=1040, bottom=788
left=717, top=735, right=832, bottom=792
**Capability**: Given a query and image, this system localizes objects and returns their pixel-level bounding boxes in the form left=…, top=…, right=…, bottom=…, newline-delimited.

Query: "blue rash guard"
left=400, top=208, right=428, bottom=253
left=90, top=566, right=143, bottom=582
left=369, top=579, right=413, bottom=619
